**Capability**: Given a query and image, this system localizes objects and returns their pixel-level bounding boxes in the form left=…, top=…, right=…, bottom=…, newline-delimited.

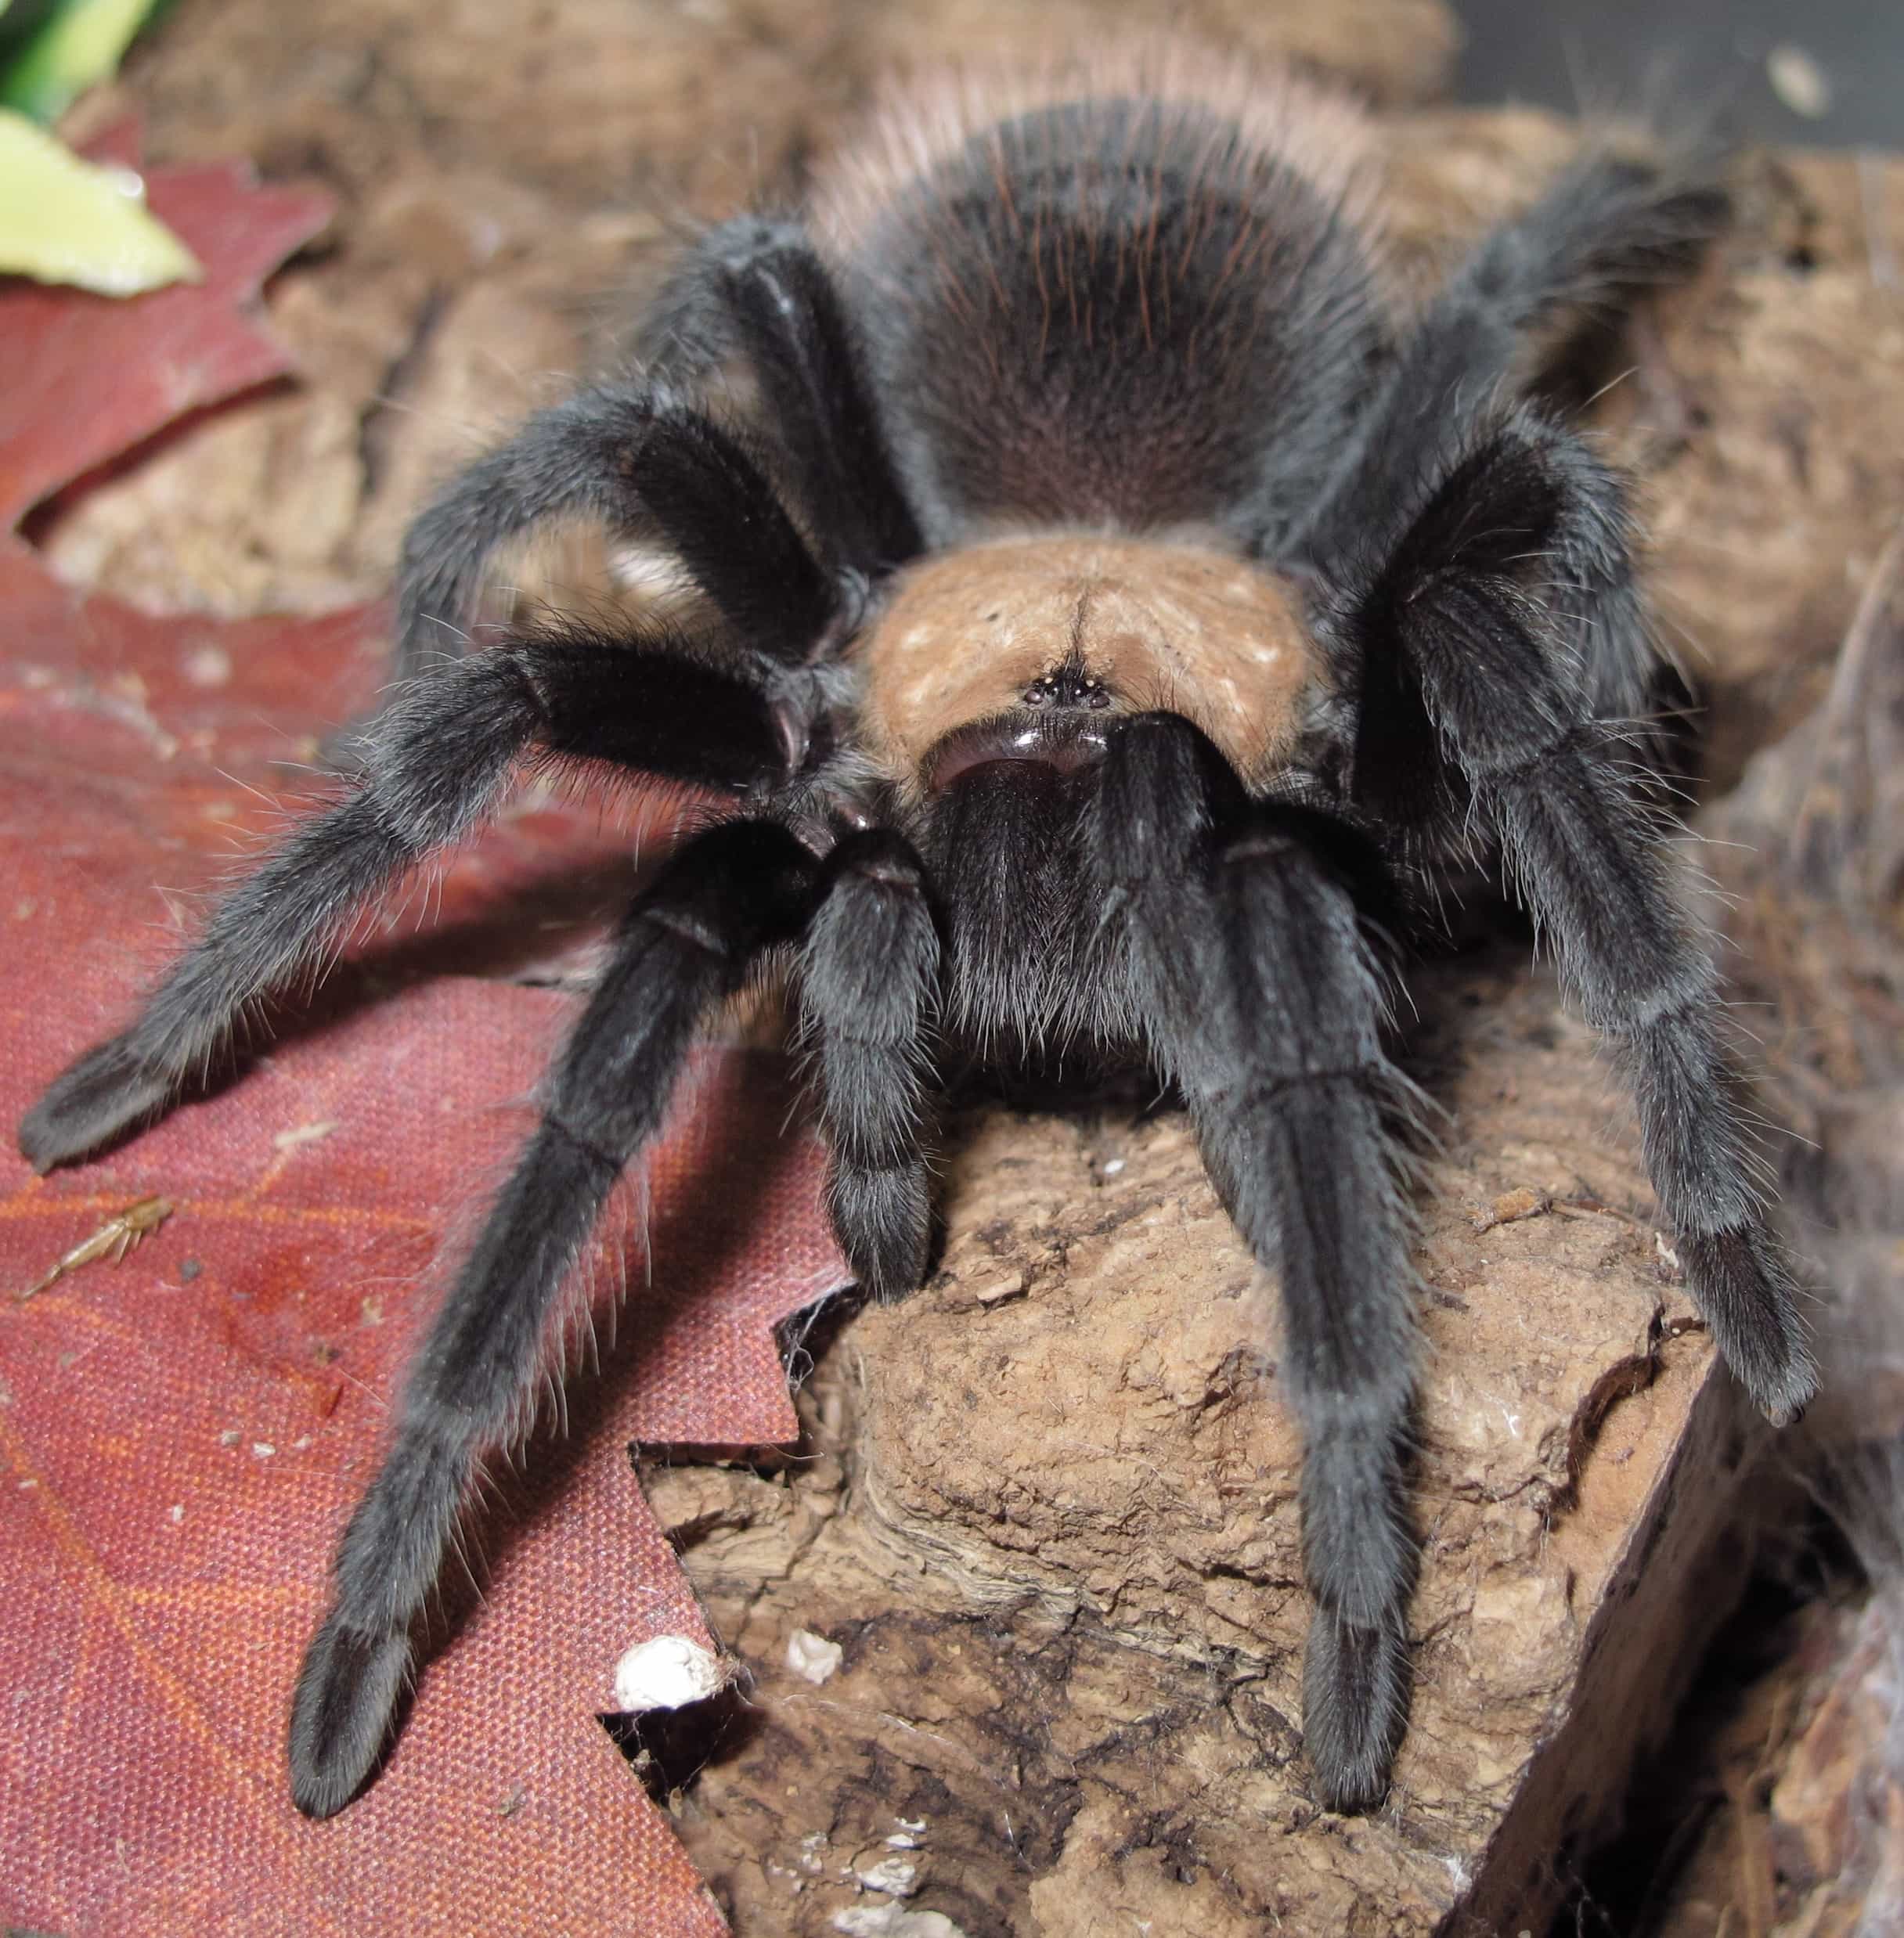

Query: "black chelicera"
left=19, top=54, right=1816, bottom=1818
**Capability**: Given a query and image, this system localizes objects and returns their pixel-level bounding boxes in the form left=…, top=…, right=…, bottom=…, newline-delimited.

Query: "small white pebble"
left=1102, top=1158, right=1125, bottom=1176
left=855, top=1857, right=918, bottom=1897
left=833, top=1906, right=970, bottom=1937
left=787, top=1627, right=844, bottom=1685
left=611, top=1634, right=727, bottom=1713
left=168, top=1504, right=183, bottom=1524
left=251, top=1442, right=276, bottom=1458
left=218, top=1429, right=240, bottom=1447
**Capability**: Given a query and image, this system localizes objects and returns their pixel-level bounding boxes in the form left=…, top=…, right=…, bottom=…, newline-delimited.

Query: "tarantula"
left=20, top=46, right=1817, bottom=1820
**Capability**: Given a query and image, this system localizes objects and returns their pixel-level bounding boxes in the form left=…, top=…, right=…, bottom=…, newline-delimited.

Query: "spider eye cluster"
left=1022, top=668, right=1112, bottom=709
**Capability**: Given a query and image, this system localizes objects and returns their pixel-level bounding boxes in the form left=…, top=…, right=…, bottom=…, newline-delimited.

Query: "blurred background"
left=1452, top=0, right=1903, bottom=146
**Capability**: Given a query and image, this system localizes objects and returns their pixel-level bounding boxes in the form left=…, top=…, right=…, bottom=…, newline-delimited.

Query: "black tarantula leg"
left=289, top=817, right=820, bottom=1817
left=1354, top=425, right=1819, bottom=1425
left=1298, top=139, right=1729, bottom=570
left=799, top=829, right=940, bottom=1298
left=1092, top=715, right=1419, bottom=1811
left=1332, top=406, right=1656, bottom=802
left=19, top=631, right=792, bottom=1171
left=394, top=381, right=838, bottom=681
left=639, top=217, right=924, bottom=576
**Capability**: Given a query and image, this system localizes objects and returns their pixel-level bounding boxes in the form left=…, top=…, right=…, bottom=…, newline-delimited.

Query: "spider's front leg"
left=290, top=816, right=821, bottom=1817
left=798, top=828, right=942, bottom=1299
left=396, top=218, right=920, bottom=684
left=1090, top=713, right=1420, bottom=1810
left=1336, top=412, right=1819, bottom=1424
left=19, top=627, right=798, bottom=1172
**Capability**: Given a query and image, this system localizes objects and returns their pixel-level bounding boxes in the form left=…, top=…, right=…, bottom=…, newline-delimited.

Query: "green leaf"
left=0, top=3, right=74, bottom=74
left=0, top=107, right=200, bottom=294
left=0, top=0, right=161, bottom=123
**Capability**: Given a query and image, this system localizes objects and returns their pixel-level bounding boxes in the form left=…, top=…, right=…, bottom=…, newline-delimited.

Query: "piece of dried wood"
left=658, top=961, right=1763, bottom=1935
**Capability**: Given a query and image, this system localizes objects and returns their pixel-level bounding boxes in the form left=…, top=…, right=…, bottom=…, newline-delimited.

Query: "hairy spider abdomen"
left=814, top=48, right=1390, bottom=546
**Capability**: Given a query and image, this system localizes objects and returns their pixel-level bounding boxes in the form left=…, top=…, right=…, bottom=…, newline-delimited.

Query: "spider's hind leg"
left=392, top=376, right=842, bottom=684
left=1337, top=409, right=1818, bottom=1425
left=1298, top=131, right=1729, bottom=579
left=1090, top=712, right=1422, bottom=1810
left=289, top=816, right=821, bottom=1817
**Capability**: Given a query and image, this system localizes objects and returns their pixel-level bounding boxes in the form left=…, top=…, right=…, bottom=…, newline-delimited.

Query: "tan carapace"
left=855, top=532, right=1325, bottom=795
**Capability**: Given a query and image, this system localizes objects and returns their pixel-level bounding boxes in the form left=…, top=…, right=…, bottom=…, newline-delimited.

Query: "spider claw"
left=827, top=1160, right=932, bottom=1301
left=19, top=1036, right=175, bottom=1173
left=1679, top=1224, right=1821, bottom=1427
left=288, top=1613, right=412, bottom=1819
left=1300, top=1606, right=1410, bottom=1814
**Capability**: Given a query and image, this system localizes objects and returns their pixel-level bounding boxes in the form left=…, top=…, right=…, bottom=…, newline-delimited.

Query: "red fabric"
left=0, top=132, right=846, bottom=1936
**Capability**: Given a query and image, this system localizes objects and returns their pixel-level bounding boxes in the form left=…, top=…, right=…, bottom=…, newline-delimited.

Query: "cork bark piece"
left=659, top=959, right=1760, bottom=1935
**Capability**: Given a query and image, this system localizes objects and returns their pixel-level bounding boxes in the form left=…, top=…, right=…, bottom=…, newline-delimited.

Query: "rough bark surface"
left=1640, top=531, right=1904, bottom=1937
left=659, top=962, right=1755, bottom=1936
left=27, top=1, right=1904, bottom=1930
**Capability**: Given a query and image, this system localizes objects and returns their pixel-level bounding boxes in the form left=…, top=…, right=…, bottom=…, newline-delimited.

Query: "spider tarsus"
left=827, top=1159, right=932, bottom=1299
left=1679, top=1224, right=1822, bottom=1425
left=1301, top=1607, right=1410, bottom=1814
left=18, top=1036, right=173, bottom=1173
left=287, top=1613, right=411, bottom=1819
